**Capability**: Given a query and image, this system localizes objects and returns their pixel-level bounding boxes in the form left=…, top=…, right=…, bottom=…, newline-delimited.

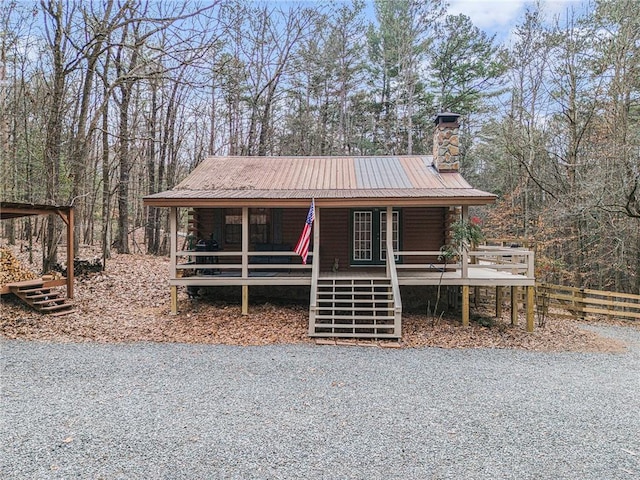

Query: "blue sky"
left=447, top=0, right=589, bottom=40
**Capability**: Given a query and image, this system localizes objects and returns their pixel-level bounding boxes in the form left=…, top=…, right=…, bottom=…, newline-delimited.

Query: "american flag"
left=294, top=199, right=315, bottom=265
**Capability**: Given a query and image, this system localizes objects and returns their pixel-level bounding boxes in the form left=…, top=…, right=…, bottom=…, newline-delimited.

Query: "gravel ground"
left=1, top=325, right=639, bottom=480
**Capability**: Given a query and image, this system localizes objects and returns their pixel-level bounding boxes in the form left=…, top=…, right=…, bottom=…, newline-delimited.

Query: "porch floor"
left=172, top=267, right=534, bottom=287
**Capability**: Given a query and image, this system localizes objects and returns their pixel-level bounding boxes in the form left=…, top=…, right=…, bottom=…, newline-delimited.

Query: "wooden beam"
left=461, top=205, right=469, bottom=279
left=462, top=285, right=469, bottom=326
left=169, top=207, right=177, bottom=280
left=242, top=285, right=249, bottom=315
left=495, top=286, right=502, bottom=318
left=242, top=207, right=249, bottom=279
left=526, top=286, right=535, bottom=332
left=309, top=203, right=320, bottom=335
left=241, top=207, right=249, bottom=315
left=169, top=207, right=178, bottom=315
left=170, top=285, right=178, bottom=315
left=66, top=207, right=74, bottom=299
left=142, top=197, right=497, bottom=209
left=511, top=286, right=518, bottom=326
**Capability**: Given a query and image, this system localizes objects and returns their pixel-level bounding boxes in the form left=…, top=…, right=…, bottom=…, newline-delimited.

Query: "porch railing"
left=173, top=250, right=312, bottom=278
left=170, top=247, right=533, bottom=281
left=393, top=247, right=535, bottom=279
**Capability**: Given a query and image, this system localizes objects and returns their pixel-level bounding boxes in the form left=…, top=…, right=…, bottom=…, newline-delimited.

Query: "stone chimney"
left=433, top=112, right=461, bottom=172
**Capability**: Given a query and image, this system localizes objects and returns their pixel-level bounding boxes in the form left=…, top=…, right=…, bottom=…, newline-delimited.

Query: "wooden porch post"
left=308, top=203, right=320, bottom=336
left=170, top=286, right=178, bottom=315
left=526, top=285, right=535, bottom=332
left=496, top=286, right=502, bottom=318
left=462, top=285, right=470, bottom=326
left=386, top=206, right=393, bottom=276
left=169, top=207, right=178, bottom=315
left=461, top=205, right=469, bottom=279
left=242, top=286, right=249, bottom=316
left=242, top=207, right=249, bottom=315
left=511, top=286, right=519, bottom=325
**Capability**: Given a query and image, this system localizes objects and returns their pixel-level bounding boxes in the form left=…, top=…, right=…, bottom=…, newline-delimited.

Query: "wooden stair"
left=310, top=277, right=400, bottom=339
left=7, top=280, right=77, bottom=316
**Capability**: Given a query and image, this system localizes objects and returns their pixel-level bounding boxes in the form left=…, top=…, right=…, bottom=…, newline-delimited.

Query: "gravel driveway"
left=1, top=325, right=639, bottom=479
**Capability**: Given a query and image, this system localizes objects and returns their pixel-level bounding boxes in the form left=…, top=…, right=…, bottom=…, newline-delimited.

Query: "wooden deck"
left=169, top=261, right=534, bottom=288
left=165, top=209, right=536, bottom=333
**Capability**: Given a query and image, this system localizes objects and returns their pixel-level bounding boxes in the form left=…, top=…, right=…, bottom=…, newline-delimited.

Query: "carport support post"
left=511, top=286, right=519, bottom=326
left=462, top=285, right=470, bottom=326
left=526, top=286, right=535, bottom=332
left=65, top=207, right=74, bottom=299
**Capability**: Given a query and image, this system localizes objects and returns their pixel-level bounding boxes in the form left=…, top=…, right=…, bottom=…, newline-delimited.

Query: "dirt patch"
left=0, top=248, right=633, bottom=352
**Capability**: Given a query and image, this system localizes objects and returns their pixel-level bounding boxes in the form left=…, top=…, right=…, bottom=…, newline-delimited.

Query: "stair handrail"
left=386, top=233, right=403, bottom=314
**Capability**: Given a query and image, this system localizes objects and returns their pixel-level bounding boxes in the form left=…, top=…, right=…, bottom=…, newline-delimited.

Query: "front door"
left=351, top=209, right=399, bottom=265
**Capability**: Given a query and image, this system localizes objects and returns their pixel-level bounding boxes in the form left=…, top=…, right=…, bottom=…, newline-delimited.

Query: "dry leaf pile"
left=0, top=246, right=633, bottom=352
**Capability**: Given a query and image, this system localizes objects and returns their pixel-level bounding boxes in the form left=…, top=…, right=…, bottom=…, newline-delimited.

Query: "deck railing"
left=173, top=250, right=312, bottom=278
left=171, top=247, right=534, bottom=281
left=394, top=247, right=535, bottom=279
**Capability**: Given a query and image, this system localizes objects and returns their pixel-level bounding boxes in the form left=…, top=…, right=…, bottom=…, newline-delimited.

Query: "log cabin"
left=144, top=113, right=536, bottom=338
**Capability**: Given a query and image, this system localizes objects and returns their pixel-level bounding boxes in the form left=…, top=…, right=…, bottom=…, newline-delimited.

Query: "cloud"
left=447, top=0, right=527, bottom=30
left=446, top=0, right=587, bottom=34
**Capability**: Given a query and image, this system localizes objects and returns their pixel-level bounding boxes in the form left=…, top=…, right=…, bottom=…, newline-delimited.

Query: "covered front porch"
left=164, top=204, right=536, bottom=338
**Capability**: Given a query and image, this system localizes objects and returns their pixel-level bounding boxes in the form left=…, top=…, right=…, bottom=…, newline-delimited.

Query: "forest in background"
left=0, top=0, right=638, bottom=293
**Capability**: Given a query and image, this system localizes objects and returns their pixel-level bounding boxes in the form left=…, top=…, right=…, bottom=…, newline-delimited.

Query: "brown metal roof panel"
left=439, top=172, right=473, bottom=189
left=168, top=155, right=488, bottom=196
left=399, top=157, right=445, bottom=188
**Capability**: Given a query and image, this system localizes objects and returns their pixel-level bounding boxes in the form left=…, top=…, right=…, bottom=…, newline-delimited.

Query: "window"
left=250, top=209, right=269, bottom=244
left=223, top=208, right=271, bottom=245
left=224, top=209, right=242, bottom=245
left=353, top=211, right=372, bottom=261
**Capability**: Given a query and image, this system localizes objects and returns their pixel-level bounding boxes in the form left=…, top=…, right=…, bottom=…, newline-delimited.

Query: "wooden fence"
left=536, top=283, right=640, bottom=321
left=473, top=283, right=640, bottom=322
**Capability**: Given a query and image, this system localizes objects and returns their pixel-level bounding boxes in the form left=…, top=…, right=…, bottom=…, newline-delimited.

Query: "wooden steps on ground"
left=310, top=277, right=400, bottom=339
left=7, top=280, right=77, bottom=316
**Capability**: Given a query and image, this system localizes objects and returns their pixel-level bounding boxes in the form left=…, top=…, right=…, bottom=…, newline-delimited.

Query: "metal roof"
left=144, top=156, right=496, bottom=206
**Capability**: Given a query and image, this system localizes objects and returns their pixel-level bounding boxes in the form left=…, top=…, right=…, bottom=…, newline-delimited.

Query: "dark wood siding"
left=191, top=208, right=217, bottom=242
left=191, top=206, right=446, bottom=270
left=402, top=207, right=446, bottom=264
left=281, top=208, right=308, bottom=248
left=318, top=208, right=350, bottom=271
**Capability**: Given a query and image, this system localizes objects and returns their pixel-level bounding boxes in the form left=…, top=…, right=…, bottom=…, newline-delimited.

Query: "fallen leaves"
left=0, top=246, right=633, bottom=352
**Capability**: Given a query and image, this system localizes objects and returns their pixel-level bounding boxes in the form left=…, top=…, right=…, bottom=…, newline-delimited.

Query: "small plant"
left=451, top=217, right=485, bottom=252
left=537, top=288, right=549, bottom=328
left=427, top=217, right=485, bottom=325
